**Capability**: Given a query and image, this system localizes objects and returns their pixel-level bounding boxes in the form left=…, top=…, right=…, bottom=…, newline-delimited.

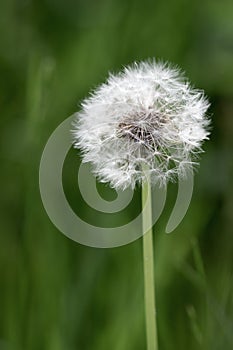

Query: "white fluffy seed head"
left=73, top=60, right=210, bottom=190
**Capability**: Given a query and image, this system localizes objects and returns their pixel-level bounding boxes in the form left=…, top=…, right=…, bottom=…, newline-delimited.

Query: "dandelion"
left=73, top=60, right=210, bottom=191
left=73, top=60, right=210, bottom=350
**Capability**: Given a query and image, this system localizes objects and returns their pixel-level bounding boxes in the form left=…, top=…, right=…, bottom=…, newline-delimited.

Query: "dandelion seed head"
left=73, top=60, right=210, bottom=190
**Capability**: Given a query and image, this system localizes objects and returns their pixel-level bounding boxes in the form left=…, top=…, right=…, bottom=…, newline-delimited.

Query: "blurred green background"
left=0, top=0, right=233, bottom=349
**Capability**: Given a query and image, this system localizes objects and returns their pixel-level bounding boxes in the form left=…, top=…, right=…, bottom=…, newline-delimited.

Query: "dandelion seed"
left=73, top=60, right=210, bottom=190
left=72, top=60, right=211, bottom=350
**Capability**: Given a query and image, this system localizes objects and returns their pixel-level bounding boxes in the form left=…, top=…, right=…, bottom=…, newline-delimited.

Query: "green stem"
left=142, top=168, right=158, bottom=350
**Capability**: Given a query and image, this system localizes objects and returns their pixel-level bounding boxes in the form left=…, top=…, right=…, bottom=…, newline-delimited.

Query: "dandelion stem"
left=142, top=167, right=158, bottom=350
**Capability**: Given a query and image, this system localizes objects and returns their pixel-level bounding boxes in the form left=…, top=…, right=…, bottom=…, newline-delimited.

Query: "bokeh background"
left=1, top=0, right=233, bottom=349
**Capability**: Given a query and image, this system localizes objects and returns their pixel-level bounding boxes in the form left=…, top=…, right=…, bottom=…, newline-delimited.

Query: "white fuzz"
left=73, top=61, right=210, bottom=190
